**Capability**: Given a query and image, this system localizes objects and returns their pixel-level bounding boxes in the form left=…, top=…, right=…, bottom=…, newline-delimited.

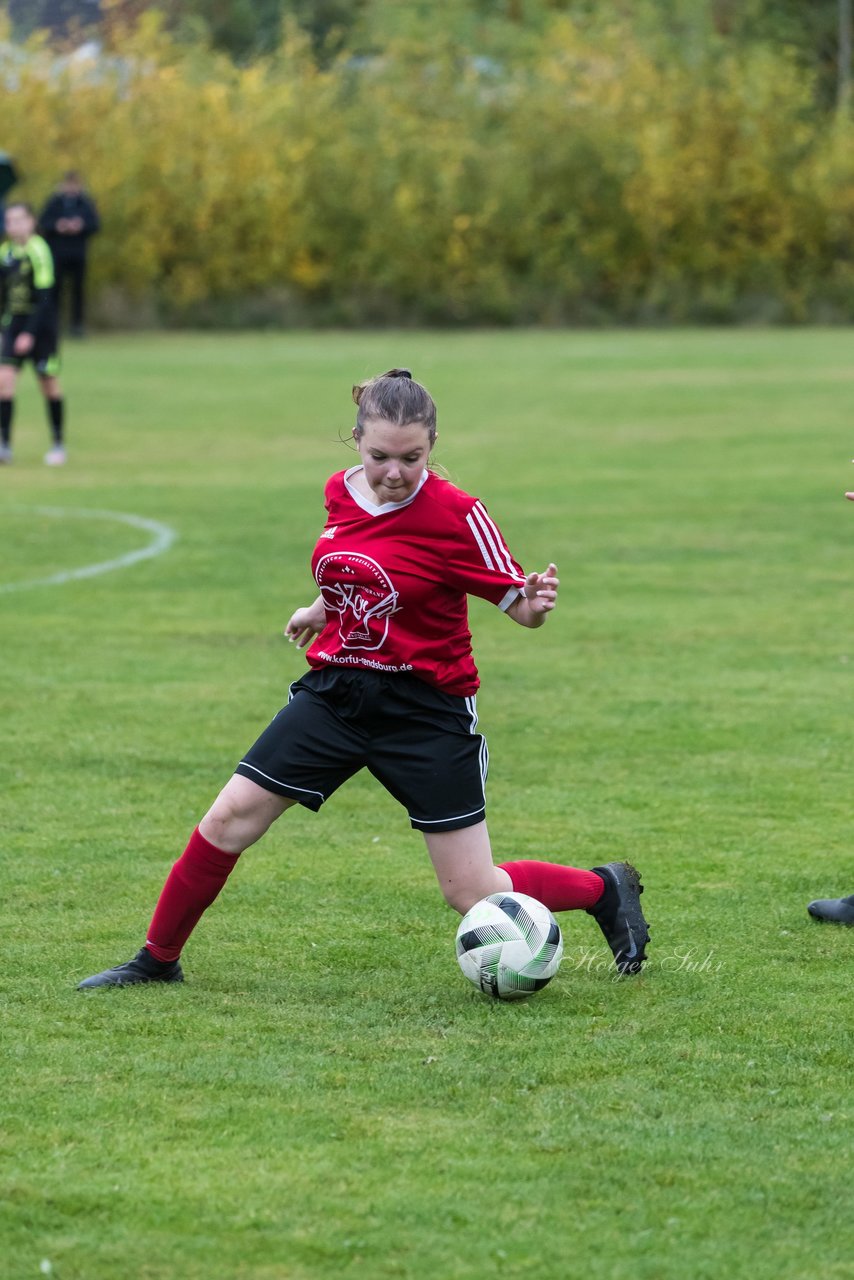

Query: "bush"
left=3, top=12, right=853, bottom=325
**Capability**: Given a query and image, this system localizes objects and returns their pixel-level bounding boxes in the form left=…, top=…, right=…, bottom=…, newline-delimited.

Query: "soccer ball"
left=455, top=892, right=563, bottom=1001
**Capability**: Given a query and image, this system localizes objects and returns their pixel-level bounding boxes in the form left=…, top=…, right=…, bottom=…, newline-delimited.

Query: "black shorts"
left=1, top=316, right=60, bottom=376
left=234, top=667, right=489, bottom=833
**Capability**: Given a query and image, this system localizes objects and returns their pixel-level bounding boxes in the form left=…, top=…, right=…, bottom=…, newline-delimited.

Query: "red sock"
left=499, top=860, right=605, bottom=912
left=145, top=827, right=239, bottom=962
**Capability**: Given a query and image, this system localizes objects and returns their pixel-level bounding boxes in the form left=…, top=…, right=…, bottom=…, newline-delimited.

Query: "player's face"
left=356, top=418, right=432, bottom=504
left=4, top=207, right=34, bottom=244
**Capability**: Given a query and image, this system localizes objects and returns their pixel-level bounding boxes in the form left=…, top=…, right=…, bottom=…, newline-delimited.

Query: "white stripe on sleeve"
left=470, top=504, right=507, bottom=573
left=465, top=512, right=495, bottom=570
left=473, top=502, right=522, bottom=579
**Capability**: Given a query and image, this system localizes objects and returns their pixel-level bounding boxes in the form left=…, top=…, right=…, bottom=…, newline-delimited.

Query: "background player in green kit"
left=0, top=202, right=66, bottom=466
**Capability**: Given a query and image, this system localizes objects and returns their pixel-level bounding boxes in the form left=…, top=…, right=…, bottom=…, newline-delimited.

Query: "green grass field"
left=2, top=330, right=853, bottom=1280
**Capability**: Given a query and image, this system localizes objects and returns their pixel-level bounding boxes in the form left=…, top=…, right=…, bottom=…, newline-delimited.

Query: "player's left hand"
left=523, top=562, right=559, bottom=614
left=13, top=332, right=34, bottom=356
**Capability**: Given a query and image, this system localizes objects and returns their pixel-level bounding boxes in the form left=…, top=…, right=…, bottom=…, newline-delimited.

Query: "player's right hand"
left=284, top=599, right=326, bottom=649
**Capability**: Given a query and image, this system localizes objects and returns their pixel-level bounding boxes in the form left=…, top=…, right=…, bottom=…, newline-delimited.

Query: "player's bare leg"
left=200, top=774, right=295, bottom=852
left=424, top=822, right=511, bottom=914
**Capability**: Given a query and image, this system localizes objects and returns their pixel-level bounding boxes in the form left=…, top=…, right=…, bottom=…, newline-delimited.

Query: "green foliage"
left=4, top=9, right=854, bottom=323
left=167, top=0, right=283, bottom=59
left=1, top=329, right=853, bottom=1279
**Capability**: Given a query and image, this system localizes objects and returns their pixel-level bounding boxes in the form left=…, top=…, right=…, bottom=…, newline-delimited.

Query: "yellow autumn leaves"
left=4, top=13, right=854, bottom=323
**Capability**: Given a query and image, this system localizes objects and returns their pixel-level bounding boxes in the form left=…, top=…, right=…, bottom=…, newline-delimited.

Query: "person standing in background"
left=38, top=171, right=100, bottom=338
left=0, top=202, right=66, bottom=466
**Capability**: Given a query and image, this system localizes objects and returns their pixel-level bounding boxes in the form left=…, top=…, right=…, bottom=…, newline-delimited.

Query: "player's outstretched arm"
left=506, top=562, right=559, bottom=629
left=285, top=595, right=326, bottom=649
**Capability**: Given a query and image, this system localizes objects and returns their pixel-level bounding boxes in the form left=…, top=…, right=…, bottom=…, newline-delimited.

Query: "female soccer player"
left=0, top=202, right=66, bottom=466
left=79, top=370, right=650, bottom=989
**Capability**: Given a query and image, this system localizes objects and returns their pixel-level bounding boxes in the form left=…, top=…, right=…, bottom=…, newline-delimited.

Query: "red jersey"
left=306, top=467, right=527, bottom=695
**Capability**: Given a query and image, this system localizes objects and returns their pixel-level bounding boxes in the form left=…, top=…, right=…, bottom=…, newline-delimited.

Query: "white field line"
left=0, top=506, right=177, bottom=593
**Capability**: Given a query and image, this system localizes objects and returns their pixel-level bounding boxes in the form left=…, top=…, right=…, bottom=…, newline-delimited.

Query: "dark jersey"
left=39, top=191, right=100, bottom=261
left=0, top=235, right=56, bottom=332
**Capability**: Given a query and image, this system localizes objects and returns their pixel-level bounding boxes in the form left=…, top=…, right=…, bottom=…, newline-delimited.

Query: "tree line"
left=3, top=3, right=854, bottom=326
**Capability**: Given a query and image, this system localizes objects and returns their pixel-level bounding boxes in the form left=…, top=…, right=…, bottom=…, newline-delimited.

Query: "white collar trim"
left=344, top=465, right=429, bottom=516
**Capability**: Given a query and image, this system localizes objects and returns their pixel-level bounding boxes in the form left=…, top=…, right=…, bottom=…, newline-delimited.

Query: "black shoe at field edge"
left=587, top=861, right=650, bottom=975
left=807, top=895, right=854, bottom=925
left=77, top=946, right=184, bottom=989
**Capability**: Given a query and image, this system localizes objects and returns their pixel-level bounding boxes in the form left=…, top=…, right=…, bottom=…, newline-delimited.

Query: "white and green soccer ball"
left=455, top=892, right=563, bottom=1001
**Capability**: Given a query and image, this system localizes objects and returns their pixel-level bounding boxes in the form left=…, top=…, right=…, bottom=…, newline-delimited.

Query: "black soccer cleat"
left=587, top=861, right=650, bottom=975
left=807, top=895, right=854, bottom=926
left=77, top=947, right=184, bottom=989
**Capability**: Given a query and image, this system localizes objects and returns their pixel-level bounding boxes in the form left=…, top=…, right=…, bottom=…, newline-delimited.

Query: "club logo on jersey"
left=320, top=525, right=337, bottom=540
left=316, top=552, right=400, bottom=651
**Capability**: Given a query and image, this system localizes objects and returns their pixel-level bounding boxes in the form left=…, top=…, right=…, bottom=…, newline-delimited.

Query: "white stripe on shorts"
left=410, top=804, right=486, bottom=827
left=237, top=761, right=325, bottom=801
left=465, top=694, right=479, bottom=733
